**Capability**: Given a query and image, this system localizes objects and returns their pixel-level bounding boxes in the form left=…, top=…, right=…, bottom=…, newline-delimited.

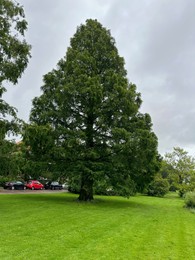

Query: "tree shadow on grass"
left=13, top=192, right=150, bottom=210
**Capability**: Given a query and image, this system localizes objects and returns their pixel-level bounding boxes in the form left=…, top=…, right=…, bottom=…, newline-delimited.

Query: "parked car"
left=4, top=181, right=26, bottom=190
left=26, top=180, right=44, bottom=190
left=44, top=181, right=63, bottom=190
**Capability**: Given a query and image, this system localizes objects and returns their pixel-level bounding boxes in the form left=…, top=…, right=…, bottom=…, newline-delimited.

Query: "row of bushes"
left=146, top=175, right=195, bottom=199
left=146, top=175, right=195, bottom=209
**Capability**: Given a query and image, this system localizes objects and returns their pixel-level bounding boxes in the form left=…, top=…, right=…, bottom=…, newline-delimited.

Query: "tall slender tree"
left=29, top=19, right=159, bottom=200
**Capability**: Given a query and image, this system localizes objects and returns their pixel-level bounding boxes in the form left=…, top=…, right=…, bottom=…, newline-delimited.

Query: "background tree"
left=0, top=0, right=31, bottom=177
left=162, top=147, right=195, bottom=196
left=22, top=124, right=57, bottom=180
left=0, top=0, right=31, bottom=87
left=147, top=173, right=170, bottom=197
left=29, top=19, right=159, bottom=201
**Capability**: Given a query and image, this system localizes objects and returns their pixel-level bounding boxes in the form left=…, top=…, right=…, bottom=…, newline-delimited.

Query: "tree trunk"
left=78, top=174, right=94, bottom=201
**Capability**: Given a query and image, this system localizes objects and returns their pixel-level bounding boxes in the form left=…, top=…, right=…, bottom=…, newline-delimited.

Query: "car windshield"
left=52, top=182, right=59, bottom=185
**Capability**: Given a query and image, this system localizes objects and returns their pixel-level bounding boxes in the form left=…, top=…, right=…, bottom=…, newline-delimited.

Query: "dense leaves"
left=147, top=174, right=170, bottom=197
left=29, top=19, right=159, bottom=200
left=0, top=0, right=31, bottom=131
left=0, top=0, right=31, bottom=85
left=0, top=0, right=30, bottom=177
left=161, top=147, right=195, bottom=196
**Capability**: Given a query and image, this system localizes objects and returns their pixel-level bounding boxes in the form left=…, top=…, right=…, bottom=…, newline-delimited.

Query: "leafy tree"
left=29, top=19, right=159, bottom=201
left=163, top=147, right=195, bottom=196
left=0, top=0, right=31, bottom=131
left=0, top=0, right=31, bottom=86
left=147, top=174, right=170, bottom=197
left=0, top=0, right=31, bottom=176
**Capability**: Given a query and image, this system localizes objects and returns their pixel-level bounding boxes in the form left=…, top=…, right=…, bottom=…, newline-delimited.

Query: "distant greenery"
left=0, top=192, right=195, bottom=259
left=185, top=191, right=195, bottom=209
left=147, top=174, right=170, bottom=197
left=159, top=147, right=195, bottom=197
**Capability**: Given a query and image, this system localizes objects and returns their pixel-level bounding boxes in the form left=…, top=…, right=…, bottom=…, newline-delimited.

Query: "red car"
left=26, top=180, right=44, bottom=190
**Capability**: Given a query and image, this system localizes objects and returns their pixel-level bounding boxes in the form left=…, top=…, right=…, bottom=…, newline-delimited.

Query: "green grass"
left=0, top=192, right=194, bottom=260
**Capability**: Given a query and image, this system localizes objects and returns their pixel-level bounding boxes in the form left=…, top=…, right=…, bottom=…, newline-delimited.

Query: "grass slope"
left=0, top=193, right=194, bottom=260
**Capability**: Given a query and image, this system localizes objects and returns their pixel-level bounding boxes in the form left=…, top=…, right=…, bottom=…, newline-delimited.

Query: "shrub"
left=178, top=182, right=195, bottom=197
left=147, top=175, right=170, bottom=197
left=0, top=176, right=9, bottom=187
left=184, top=191, right=195, bottom=208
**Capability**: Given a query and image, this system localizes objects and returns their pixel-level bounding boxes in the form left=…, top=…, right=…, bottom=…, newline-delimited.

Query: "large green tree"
left=29, top=19, right=159, bottom=200
left=0, top=0, right=31, bottom=176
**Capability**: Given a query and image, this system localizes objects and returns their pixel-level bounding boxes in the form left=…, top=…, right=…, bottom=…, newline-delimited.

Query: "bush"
left=147, top=175, right=170, bottom=197
left=0, top=176, right=9, bottom=187
left=184, top=191, right=195, bottom=208
left=178, top=182, right=195, bottom=197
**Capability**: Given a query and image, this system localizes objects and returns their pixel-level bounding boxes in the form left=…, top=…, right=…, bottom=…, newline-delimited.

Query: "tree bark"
left=78, top=173, right=94, bottom=201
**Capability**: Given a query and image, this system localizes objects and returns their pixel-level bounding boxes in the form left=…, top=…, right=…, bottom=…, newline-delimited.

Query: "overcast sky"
left=4, top=0, right=195, bottom=157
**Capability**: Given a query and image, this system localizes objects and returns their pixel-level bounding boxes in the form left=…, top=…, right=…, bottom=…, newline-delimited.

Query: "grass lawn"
left=0, top=192, right=194, bottom=260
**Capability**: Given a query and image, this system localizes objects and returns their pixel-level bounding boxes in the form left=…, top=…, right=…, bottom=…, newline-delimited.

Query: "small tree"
left=147, top=174, right=170, bottom=197
left=163, top=147, right=195, bottom=196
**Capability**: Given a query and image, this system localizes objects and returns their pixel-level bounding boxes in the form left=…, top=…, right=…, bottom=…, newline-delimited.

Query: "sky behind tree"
left=4, top=0, right=195, bottom=156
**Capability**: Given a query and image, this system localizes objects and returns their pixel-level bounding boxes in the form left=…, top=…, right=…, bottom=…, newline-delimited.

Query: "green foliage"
left=29, top=19, right=159, bottom=200
left=0, top=139, right=21, bottom=177
left=161, top=147, right=195, bottom=197
left=185, top=191, right=195, bottom=208
left=0, top=0, right=31, bottom=86
left=147, top=174, right=170, bottom=197
left=0, top=1, right=30, bottom=177
left=22, top=124, right=55, bottom=160
left=0, top=176, right=9, bottom=186
left=178, top=182, right=195, bottom=198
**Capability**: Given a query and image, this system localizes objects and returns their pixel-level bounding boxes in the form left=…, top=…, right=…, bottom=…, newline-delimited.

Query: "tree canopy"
left=162, top=147, right=195, bottom=196
left=0, top=0, right=31, bottom=177
left=0, top=0, right=31, bottom=127
left=0, top=0, right=31, bottom=87
left=28, top=19, right=159, bottom=200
